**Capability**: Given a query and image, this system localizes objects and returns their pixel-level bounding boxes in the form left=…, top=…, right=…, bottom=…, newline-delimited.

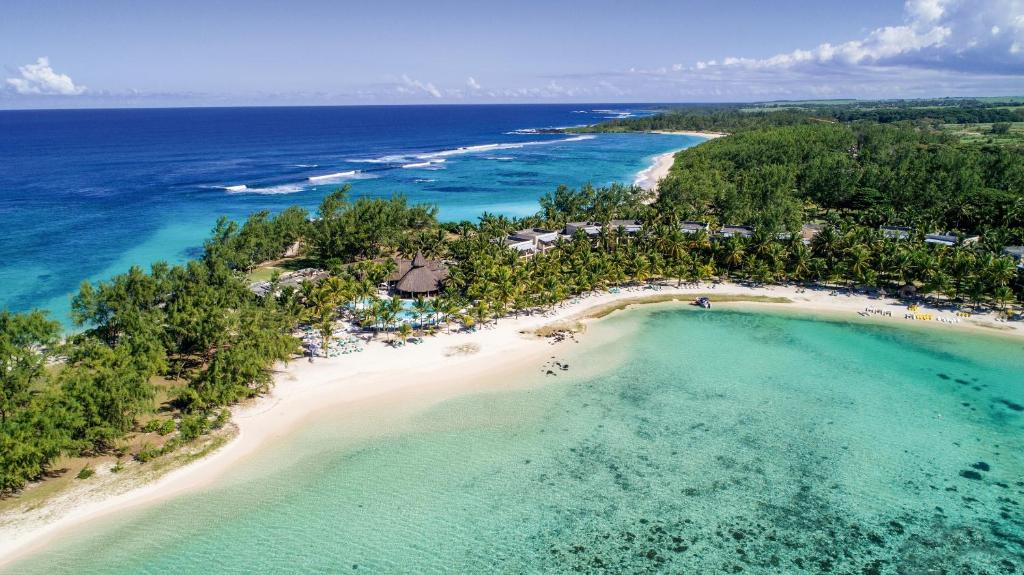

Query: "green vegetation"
left=657, top=123, right=1024, bottom=239
left=2, top=100, right=1024, bottom=499
left=576, top=98, right=1024, bottom=149
left=942, top=121, right=1024, bottom=146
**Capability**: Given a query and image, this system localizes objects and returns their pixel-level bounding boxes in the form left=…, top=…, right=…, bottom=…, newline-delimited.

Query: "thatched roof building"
left=389, top=252, right=448, bottom=296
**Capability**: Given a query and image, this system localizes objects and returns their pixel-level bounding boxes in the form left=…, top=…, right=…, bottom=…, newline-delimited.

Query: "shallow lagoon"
left=11, top=306, right=1024, bottom=573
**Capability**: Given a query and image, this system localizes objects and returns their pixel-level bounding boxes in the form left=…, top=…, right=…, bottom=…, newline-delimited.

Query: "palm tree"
left=397, top=323, right=413, bottom=345
left=845, top=244, right=872, bottom=289
left=721, top=237, right=745, bottom=277
left=411, top=295, right=432, bottom=330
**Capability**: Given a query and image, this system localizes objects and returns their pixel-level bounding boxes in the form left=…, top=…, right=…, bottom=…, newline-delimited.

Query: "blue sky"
left=1, top=0, right=1022, bottom=108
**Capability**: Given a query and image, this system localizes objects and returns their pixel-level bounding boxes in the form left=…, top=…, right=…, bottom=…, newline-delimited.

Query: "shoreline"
left=2, top=282, right=1022, bottom=567
left=650, top=129, right=728, bottom=139
left=634, top=149, right=680, bottom=191
left=634, top=132, right=722, bottom=191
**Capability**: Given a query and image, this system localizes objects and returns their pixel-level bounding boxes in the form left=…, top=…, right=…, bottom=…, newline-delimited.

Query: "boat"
left=693, top=297, right=711, bottom=309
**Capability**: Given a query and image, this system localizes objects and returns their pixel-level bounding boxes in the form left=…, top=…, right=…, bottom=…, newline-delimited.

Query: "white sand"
left=651, top=129, right=728, bottom=139
left=634, top=150, right=679, bottom=191
left=634, top=131, right=724, bottom=192
left=1, top=282, right=1020, bottom=566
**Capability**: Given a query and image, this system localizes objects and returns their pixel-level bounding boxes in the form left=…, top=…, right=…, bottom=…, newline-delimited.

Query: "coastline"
left=634, top=149, right=680, bottom=191
left=2, top=281, right=1022, bottom=567
left=634, top=132, right=722, bottom=191
left=650, top=129, right=728, bottom=139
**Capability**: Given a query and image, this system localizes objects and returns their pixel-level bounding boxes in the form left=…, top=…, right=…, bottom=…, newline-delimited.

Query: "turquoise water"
left=0, top=105, right=695, bottom=323
left=10, top=307, right=1024, bottom=573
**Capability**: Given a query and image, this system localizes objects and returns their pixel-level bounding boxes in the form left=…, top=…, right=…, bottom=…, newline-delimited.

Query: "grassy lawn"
left=246, top=256, right=319, bottom=282
left=942, top=121, right=1024, bottom=146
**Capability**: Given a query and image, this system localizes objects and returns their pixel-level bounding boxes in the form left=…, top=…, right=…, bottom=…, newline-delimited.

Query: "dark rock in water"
left=960, top=470, right=984, bottom=480
left=937, top=373, right=951, bottom=380
left=955, top=378, right=970, bottom=385
left=971, top=461, right=991, bottom=472
left=997, top=399, right=1023, bottom=412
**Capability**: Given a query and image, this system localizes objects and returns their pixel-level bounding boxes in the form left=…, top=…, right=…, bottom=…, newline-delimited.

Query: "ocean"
left=8, top=306, right=1023, bottom=573
left=0, top=104, right=697, bottom=321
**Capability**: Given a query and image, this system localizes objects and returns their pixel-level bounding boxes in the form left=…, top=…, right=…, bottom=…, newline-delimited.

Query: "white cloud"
left=466, top=76, right=481, bottom=90
left=399, top=74, right=441, bottom=98
left=607, top=0, right=1024, bottom=100
left=5, top=57, right=85, bottom=95
left=906, top=0, right=949, bottom=23
left=688, top=0, right=1022, bottom=75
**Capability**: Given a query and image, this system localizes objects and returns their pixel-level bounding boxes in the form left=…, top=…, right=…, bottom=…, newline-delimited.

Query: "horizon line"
left=4, top=96, right=1020, bottom=113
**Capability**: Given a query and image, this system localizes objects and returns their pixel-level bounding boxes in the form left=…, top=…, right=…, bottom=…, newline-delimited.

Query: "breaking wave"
left=308, top=170, right=358, bottom=182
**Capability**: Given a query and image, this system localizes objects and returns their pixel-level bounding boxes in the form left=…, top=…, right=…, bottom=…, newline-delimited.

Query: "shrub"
left=76, top=465, right=95, bottom=480
left=141, top=420, right=161, bottom=433
left=178, top=413, right=209, bottom=442
left=135, top=443, right=161, bottom=463
left=158, top=419, right=176, bottom=436
left=991, top=122, right=1011, bottom=135
left=211, top=409, right=230, bottom=430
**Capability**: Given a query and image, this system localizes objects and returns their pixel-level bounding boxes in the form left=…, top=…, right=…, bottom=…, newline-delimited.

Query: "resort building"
left=800, top=223, right=823, bottom=244
left=1002, top=246, right=1024, bottom=269
left=716, top=225, right=755, bottom=239
left=679, top=221, right=710, bottom=234
left=606, top=219, right=643, bottom=235
left=505, top=236, right=536, bottom=253
left=388, top=252, right=449, bottom=296
left=879, top=225, right=912, bottom=240
left=564, top=221, right=602, bottom=237
left=505, top=228, right=559, bottom=256
left=924, top=233, right=980, bottom=247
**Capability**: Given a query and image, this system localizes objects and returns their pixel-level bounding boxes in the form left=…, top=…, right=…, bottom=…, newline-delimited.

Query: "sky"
left=1, top=0, right=1022, bottom=108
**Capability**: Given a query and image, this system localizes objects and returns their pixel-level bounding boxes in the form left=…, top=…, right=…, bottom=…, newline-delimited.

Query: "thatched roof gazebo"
left=390, top=251, right=448, bottom=296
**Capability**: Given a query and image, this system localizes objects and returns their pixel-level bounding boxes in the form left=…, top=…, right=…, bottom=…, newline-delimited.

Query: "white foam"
left=292, top=164, right=319, bottom=168
left=347, top=135, right=595, bottom=166
left=308, top=170, right=358, bottom=182
left=348, top=155, right=408, bottom=164
left=401, top=159, right=447, bottom=169
left=415, top=136, right=595, bottom=160
left=223, top=184, right=248, bottom=192
left=228, top=183, right=305, bottom=195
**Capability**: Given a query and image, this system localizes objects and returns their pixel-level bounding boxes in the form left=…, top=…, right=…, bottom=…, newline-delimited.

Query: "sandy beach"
left=1, top=281, right=1021, bottom=567
left=634, top=149, right=681, bottom=191
left=635, top=131, right=724, bottom=191
left=651, top=129, right=728, bottom=139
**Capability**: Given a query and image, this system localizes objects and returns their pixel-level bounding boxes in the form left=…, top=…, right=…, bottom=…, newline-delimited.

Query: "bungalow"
left=1002, top=246, right=1024, bottom=269
left=564, top=221, right=602, bottom=237
left=504, top=237, right=536, bottom=254
left=800, top=223, right=823, bottom=245
left=510, top=228, right=559, bottom=244
left=505, top=228, right=559, bottom=256
left=606, top=219, right=643, bottom=234
left=679, top=221, right=710, bottom=234
left=924, top=233, right=980, bottom=247
left=879, top=226, right=912, bottom=240
left=716, top=225, right=755, bottom=239
left=389, top=252, right=449, bottom=296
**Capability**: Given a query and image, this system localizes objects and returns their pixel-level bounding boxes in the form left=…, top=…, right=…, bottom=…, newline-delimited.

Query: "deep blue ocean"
left=0, top=105, right=699, bottom=321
